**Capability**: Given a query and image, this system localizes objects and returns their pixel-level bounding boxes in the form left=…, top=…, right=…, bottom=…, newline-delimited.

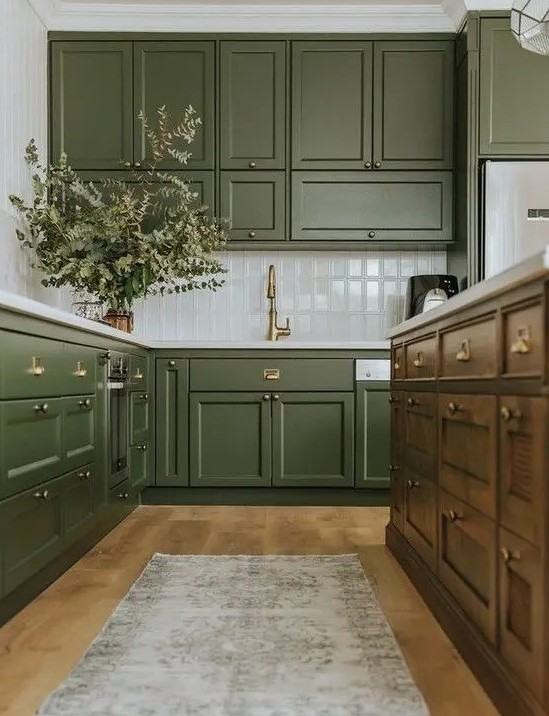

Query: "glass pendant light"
left=511, top=0, right=549, bottom=55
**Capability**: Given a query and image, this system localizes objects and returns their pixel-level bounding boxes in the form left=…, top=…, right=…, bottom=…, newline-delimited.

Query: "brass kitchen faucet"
left=267, top=265, right=291, bottom=341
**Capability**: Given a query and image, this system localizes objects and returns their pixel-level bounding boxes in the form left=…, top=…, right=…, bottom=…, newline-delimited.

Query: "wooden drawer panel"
left=405, top=335, right=437, bottom=380
left=404, top=392, right=437, bottom=480
left=404, top=469, right=437, bottom=571
left=499, top=528, right=544, bottom=700
left=392, top=345, right=404, bottom=380
left=502, top=300, right=544, bottom=378
left=129, top=355, right=148, bottom=388
left=439, top=394, right=497, bottom=517
left=438, top=490, right=497, bottom=643
left=389, top=391, right=404, bottom=461
left=390, top=470, right=405, bottom=534
left=440, top=316, right=497, bottom=379
left=499, top=396, right=546, bottom=546
left=190, top=358, right=353, bottom=392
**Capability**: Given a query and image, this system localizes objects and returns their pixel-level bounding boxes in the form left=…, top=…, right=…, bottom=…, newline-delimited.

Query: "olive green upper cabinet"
left=221, top=42, right=286, bottom=169
left=134, top=42, right=215, bottom=169
left=373, top=42, right=454, bottom=169
left=292, top=42, right=373, bottom=169
left=480, top=18, right=549, bottom=155
left=51, top=42, right=133, bottom=169
left=221, top=171, right=286, bottom=241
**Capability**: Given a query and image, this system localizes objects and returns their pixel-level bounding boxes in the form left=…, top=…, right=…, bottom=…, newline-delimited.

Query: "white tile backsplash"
left=131, top=249, right=447, bottom=342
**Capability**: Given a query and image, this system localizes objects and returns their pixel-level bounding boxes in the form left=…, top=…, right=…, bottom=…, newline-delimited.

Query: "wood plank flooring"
left=0, top=506, right=499, bottom=716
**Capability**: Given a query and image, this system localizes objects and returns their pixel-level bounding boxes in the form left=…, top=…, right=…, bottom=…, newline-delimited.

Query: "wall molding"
left=29, top=0, right=461, bottom=32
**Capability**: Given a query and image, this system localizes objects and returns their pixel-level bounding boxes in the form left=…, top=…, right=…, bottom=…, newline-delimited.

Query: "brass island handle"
left=501, top=406, right=522, bottom=422
left=500, top=547, right=521, bottom=564
left=510, top=326, right=531, bottom=355
left=456, top=339, right=471, bottom=362
left=407, top=479, right=420, bottom=489
left=447, top=401, right=463, bottom=415
left=413, top=352, right=424, bottom=369
left=448, top=509, right=463, bottom=523
left=394, top=360, right=401, bottom=371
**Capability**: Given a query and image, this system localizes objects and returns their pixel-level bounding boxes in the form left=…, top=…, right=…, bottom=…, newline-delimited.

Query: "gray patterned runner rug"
left=38, top=554, right=429, bottom=716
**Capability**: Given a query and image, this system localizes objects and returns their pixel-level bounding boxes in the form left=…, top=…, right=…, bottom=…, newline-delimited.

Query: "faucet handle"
left=284, top=317, right=291, bottom=330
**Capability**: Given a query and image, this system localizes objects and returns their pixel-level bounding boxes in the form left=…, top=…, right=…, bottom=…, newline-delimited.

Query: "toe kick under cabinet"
left=386, top=276, right=549, bottom=716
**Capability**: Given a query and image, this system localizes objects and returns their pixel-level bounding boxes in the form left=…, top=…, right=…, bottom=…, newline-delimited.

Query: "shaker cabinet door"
left=155, top=359, right=189, bottom=487
left=292, top=42, right=373, bottom=169
left=355, top=383, right=390, bottom=489
left=221, top=41, right=286, bottom=169
left=51, top=42, right=133, bottom=169
left=221, top=171, right=285, bottom=242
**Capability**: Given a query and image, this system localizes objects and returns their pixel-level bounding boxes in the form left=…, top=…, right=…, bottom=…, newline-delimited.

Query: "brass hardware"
left=364, top=161, right=372, bottom=169
left=368, top=231, right=376, bottom=238
left=394, top=360, right=401, bottom=371
left=33, top=489, right=49, bottom=500
left=389, top=464, right=400, bottom=472
left=34, top=403, right=49, bottom=414
left=267, top=265, right=291, bottom=341
left=134, top=368, right=144, bottom=381
left=78, top=398, right=91, bottom=408
left=137, top=444, right=147, bottom=451
left=101, top=350, right=111, bottom=364
left=407, top=479, right=420, bottom=489
left=134, top=161, right=142, bottom=168
left=374, top=161, right=381, bottom=168
left=407, top=397, right=418, bottom=407
left=447, top=401, right=463, bottom=415
left=413, top=352, right=424, bottom=369
left=123, top=161, right=132, bottom=168
left=75, top=360, right=87, bottom=377
left=500, top=547, right=521, bottom=564
left=500, top=406, right=522, bottom=422
left=273, top=394, right=280, bottom=401
left=141, top=393, right=149, bottom=401
left=456, top=338, right=471, bottom=362
left=249, top=161, right=256, bottom=168
left=448, top=509, right=463, bottom=523
left=388, top=395, right=400, bottom=404
left=32, top=356, right=45, bottom=376
left=264, top=368, right=280, bottom=381
left=168, top=360, right=176, bottom=367
left=510, top=325, right=531, bottom=355
left=79, top=470, right=92, bottom=480
left=262, top=394, right=271, bottom=401
left=118, top=492, right=129, bottom=499
left=249, top=231, right=256, bottom=238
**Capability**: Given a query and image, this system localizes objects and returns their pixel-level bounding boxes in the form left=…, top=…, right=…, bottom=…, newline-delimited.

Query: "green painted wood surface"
left=129, top=443, right=148, bottom=491
left=63, top=395, right=96, bottom=473
left=155, top=359, right=189, bottom=487
left=189, top=392, right=272, bottom=487
left=292, top=171, right=453, bottom=241
left=0, top=331, right=66, bottom=399
left=129, top=391, right=149, bottom=445
left=220, top=41, right=286, bottom=169
left=220, top=171, right=286, bottom=241
left=373, top=41, right=454, bottom=169
left=272, top=392, right=354, bottom=487
left=63, top=465, right=96, bottom=544
left=355, top=382, right=390, bottom=489
left=51, top=42, right=133, bottom=169
left=133, top=42, right=215, bottom=169
left=480, top=18, right=549, bottom=155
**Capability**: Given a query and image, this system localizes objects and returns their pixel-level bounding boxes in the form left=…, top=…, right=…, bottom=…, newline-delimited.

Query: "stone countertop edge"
left=386, top=246, right=549, bottom=341
left=0, top=289, right=390, bottom=351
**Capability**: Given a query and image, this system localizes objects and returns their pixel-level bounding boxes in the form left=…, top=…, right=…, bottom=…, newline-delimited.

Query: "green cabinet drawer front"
left=63, top=464, right=95, bottom=544
left=221, top=41, right=286, bottom=169
left=64, top=395, right=95, bottom=472
left=292, top=171, right=453, bottom=242
left=272, top=392, right=353, bottom=487
left=355, top=382, right=390, bottom=489
left=1, top=477, right=65, bottom=594
left=373, top=42, right=454, bottom=169
left=0, top=331, right=65, bottom=399
left=134, top=42, right=215, bottom=169
left=61, top=344, right=98, bottom=395
left=0, top=399, right=63, bottom=498
left=51, top=42, right=133, bottom=169
left=129, top=355, right=148, bottom=388
left=155, top=359, right=189, bottom=486
left=190, top=358, right=353, bottom=392
left=130, top=443, right=148, bottom=491
left=190, top=393, right=272, bottom=487
left=292, top=42, right=373, bottom=169
left=221, top=171, right=285, bottom=241
left=130, top=390, right=150, bottom=445
left=480, top=19, right=549, bottom=155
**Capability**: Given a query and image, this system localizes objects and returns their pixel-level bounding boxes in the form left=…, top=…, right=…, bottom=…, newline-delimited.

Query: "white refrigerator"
left=484, top=160, right=549, bottom=278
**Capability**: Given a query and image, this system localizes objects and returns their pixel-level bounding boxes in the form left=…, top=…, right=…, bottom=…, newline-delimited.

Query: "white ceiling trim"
left=29, top=0, right=460, bottom=32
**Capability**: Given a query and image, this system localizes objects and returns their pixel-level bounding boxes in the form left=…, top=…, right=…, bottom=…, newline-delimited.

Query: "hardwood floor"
left=0, top=506, right=499, bottom=716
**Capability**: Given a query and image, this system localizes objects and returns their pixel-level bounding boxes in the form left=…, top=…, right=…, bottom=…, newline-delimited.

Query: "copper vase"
left=103, top=309, right=134, bottom=333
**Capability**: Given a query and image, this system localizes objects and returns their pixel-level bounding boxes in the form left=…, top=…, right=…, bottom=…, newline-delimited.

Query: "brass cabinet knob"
left=123, top=161, right=132, bottom=168
left=368, top=231, right=376, bottom=238
left=374, top=161, right=381, bottom=168
left=389, top=464, right=399, bottom=472
left=500, top=406, right=522, bottom=422
left=34, top=403, right=49, bottom=414
left=78, top=398, right=91, bottom=408
left=249, top=231, right=256, bottom=238
left=249, top=161, right=256, bottom=168
left=447, top=401, right=462, bottom=415
left=412, top=352, right=424, bottom=368
left=407, top=397, right=418, bottom=407
left=500, top=547, right=520, bottom=564
left=263, top=394, right=271, bottom=401
left=33, top=489, right=49, bottom=500
left=407, top=479, right=420, bottom=489
left=388, top=395, right=400, bottom=404
left=79, top=470, right=92, bottom=480
left=134, top=162, right=141, bottom=168
left=448, top=509, right=463, bottom=523
left=273, top=394, right=280, bottom=401
left=141, top=393, right=149, bottom=401
left=394, top=361, right=400, bottom=371
left=137, top=444, right=147, bottom=451
left=168, top=360, right=176, bottom=367
left=118, top=492, right=129, bottom=500
left=364, top=161, right=372, bottom=169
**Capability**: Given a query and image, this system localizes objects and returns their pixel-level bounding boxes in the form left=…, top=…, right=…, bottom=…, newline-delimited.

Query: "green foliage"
left=9, top=106, right=227, bottom=311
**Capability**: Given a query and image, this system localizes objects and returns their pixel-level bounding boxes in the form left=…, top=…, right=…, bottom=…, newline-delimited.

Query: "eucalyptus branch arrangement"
left=9, top=106, right=227, bottom=325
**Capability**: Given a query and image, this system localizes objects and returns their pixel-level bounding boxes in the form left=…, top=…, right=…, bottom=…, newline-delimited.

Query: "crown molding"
left=441, top=0, right=467, bottom=27
left=28, top=0, right=458, bottom=32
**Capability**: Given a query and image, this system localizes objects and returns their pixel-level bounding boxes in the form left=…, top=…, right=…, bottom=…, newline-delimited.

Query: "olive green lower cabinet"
left=355, top=381, right=390, bottom=488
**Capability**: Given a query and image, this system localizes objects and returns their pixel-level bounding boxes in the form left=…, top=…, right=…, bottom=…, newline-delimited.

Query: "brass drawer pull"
left=456, top=339, right=471, bottom=362
left=264, top=368, right=280, bottom=381
left=32, top=356, right=45, bottom=376
left=134, top=368, right=144, bottom=381
left=118, top=492, right=129, bottom=500
left=447, top=401, right=463, bottom=415
left=412, top=352, right=424, bottom=369
left=33, top=489, right=49, bottom=500
left=500, top=547, right=521, bottom=564
left=78, top=398, right=91, bottom=408
left=448, top=509, right=463, bottom=523
left=407, top=397, right=419, bottom=407
left=137, top=444, right=147, bottom=451
left=262, top=394, right=271, bottom=401
left=393, top=360, right=401, bottom=371
left=510, top=326, right=531, bottom=355
left=407, top=479, right=420, bottom=489
left=78, top=470, right=92, bottom=480
left=75, top=361, right=88, bottom=378
left=500, top=406, right=522, bottom=422
left=34, top=403, right=49, bottom=414
left=389, top=464, right=400, bottom=472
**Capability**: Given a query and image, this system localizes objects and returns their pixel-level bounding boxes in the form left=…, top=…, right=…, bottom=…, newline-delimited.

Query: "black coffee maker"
left=404, top=274, right=459, bottom=319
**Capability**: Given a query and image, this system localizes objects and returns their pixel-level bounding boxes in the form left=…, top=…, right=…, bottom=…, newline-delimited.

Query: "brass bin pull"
left=456, top=339, right=471, bottom=362
left=75, top=361, right=88, bottom=377
left=32, top=356, right=45, bottom=376
left=264, top=368, right=280, bottom=381
left=412, top=352, right=424, bottom=369
left=510, top=326, right=531, bottom=355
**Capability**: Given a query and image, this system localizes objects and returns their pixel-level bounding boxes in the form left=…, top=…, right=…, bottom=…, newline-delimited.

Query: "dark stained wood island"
left=386, top=248, right=549, bottom=716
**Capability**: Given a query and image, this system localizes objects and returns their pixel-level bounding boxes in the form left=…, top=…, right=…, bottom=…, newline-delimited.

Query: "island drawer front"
left=392, top=345, right=404, bottom=380
left=499, top=396, right=546, bottom=547
left=404, top=392, right=437, bottom=480
left=405, top=335, right=437, bottom=379
left=502, top=300, right=544, bottom=378
left=438, top=490, right=497, bottom=644
left=439, top=394, right=497, bottom=518
left=189, top=358, right=354, bottom=392
left=440, top=315, right=497, bottom=379
left=404, top=469, right=437, bottom=572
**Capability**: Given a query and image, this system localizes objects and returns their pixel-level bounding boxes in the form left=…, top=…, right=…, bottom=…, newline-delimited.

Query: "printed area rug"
left=38, top=554, right=429, bottom=716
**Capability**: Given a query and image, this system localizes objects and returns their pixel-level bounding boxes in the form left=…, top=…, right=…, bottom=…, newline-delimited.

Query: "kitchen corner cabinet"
left=155, top=359, right=189, bottom=487
left=480, top=18, right=549, bottom=155
left=355, top=382, right=390, bottom=489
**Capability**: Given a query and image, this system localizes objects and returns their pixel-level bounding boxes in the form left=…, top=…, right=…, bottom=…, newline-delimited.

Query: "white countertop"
left=386, top=246, right=549, bottom=340
left=0, top=289, right=389, bottom=351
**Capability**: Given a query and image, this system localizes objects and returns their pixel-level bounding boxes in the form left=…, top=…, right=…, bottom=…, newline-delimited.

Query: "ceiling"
left=29, top=0, right=511, bottom=33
